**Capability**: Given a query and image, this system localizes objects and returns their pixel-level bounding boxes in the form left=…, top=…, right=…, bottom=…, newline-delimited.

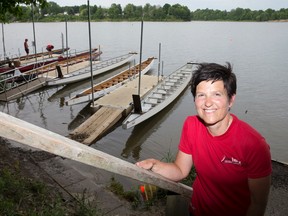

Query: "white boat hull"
left=46, top=53, right=136, bottom=86
left=122, top=62, right=194, bottom=129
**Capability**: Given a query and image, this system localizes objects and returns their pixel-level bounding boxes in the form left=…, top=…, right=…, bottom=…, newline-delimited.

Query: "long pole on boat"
left=87, top=0, right=95, bottom=102
left=137, top=15, right=144, bottom=96
left=65, top=13, right=69, bottom=73
left=1, top=23, right=7, bottom=58
left=31, top=4, right=37, bottom=62
left=157, top=42, right=161, bottom=82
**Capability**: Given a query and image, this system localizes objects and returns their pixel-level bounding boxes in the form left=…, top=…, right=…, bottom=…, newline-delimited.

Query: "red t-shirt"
left=179, top=114, right=272, bottom=216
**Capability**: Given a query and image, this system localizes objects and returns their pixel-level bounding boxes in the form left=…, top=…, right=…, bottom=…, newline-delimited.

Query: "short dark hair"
left=190, top=62, right=237, bottom=99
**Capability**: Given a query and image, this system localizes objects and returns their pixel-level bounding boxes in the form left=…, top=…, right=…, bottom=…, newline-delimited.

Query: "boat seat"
left=148, top=97, right=163, bottom=101
left=144, top=98, right=158, bottom=105
left=168, top=79, right=178, bottom=83
left=142, top=103, right=152, bottom=112
left=144, top=102, right=157, bottom=107
left=179, top=71, right=191, bottom=75
left=156, top=89, right=167, bottom=94
left=150, top=93, right=162, bottom=99
left=165, top=82, right=176, bottom=86
left=158, top=85, right=171, bottom=90
left=172, top=75, right=185, bottom=80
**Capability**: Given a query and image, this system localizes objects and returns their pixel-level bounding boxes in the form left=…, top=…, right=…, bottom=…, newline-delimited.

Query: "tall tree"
left=123, top=4, right=136, bottom=19
left=0, top=0, right=48, bottom=22
left=108, top=3, right=122, bottom=19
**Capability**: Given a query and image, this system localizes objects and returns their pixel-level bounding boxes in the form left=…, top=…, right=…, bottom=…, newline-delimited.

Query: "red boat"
left=0, top=48, right=100, bottom=74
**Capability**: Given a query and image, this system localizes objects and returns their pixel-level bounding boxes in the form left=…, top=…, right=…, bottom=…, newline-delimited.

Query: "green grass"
left=107, top=176, right=167, bottom=210
left=106, top=148, right=196, bottom=211
left=0, top=167, right=102, bottom=216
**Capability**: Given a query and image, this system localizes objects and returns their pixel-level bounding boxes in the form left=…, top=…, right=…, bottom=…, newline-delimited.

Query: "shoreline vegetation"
left=1, top=1, right=288, bottom=23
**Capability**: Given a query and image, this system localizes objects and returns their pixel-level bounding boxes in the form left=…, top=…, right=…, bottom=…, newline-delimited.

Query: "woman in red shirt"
left=136, top=62, right=272, bottom=216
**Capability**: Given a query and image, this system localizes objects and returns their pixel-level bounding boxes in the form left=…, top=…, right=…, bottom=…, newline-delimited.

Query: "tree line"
left=1, top=1, right=288, bottom=23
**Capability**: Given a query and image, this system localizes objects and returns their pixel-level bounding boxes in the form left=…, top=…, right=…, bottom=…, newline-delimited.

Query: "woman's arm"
left=246, top=175, right=271, bottom=216
left=136, top=150, right=193, bottom=182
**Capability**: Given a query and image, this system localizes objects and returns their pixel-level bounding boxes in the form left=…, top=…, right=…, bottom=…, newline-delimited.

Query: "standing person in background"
left=24, top=39, right=29, bottom=55
left=136, top=62, right=272, bottom=216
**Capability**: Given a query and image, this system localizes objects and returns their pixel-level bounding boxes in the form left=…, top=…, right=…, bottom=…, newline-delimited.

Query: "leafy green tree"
left=151, top=6, right=166, bottom=20
left=78, top=4, right=91, bottom=20
left=93, top=6, right=105, bottom=20
left=143, top=3, right=152, bottom=18
left=0, top=0, right=48, bottom=22
left=80, top=8, right=88, bottom=18
left=169, top=4, right=191, bottom=21
left=43, top=1, right=62, bottom=15
left=70, top=6, right=80, bottom=15
left=276, top=8, right=288, bottom=19
left=108, top=3, right=122, bottom=19
left=123, top=4, right=137, bottom=19
left=66, top=7, right=75, bottom=16
left=163, top=3, right=171, bottom=16
left=134, top=6, right=143, bottom=19
left=1, top=1, right=287, bottom=22
left=229, top=8, right=245, bottom=21
left=91, top=5, right=97, bottom=15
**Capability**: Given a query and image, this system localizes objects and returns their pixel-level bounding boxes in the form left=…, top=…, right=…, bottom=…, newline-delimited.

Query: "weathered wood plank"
left=70, top=106, right=124, bottom=144
left=70, top=106, right=108, bottom=135
left=0, top=111, right=192, bottom=198
left=83, top=107, right=124, bottom=144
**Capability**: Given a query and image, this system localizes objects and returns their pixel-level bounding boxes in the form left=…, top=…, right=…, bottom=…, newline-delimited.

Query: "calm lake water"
left=1, top=21, right=288, bottom=163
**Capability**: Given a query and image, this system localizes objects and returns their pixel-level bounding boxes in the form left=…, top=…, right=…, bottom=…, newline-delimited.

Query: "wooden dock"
left=70, top=75, right=160, bottom=144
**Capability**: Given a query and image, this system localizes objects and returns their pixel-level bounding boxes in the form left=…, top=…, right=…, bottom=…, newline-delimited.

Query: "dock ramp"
left=70, top=106, right=124, bottom=144
left=69, top=75, right=159, bottom=144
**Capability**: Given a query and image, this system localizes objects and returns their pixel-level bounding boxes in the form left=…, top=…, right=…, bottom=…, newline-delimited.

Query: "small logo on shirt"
left=221, top=156, right=242, bottom=165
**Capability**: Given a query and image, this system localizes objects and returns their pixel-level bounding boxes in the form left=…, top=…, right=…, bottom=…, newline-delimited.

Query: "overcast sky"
left=51, top=0, right=288, bottom=11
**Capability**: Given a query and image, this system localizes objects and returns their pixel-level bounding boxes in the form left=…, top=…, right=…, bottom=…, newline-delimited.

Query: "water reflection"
left=37, top=92, right=48, bottom=128
left=47, top=80, right=91, bottom=103
left=0, top=90, right=48, bottom=127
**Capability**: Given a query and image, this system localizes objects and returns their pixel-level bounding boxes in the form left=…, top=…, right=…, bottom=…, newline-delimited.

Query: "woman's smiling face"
left=194, top=80, right=235, bottom=133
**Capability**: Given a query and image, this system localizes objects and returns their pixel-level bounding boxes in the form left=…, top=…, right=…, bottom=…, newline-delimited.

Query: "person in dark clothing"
left=24, top=39, right=29, bottom=55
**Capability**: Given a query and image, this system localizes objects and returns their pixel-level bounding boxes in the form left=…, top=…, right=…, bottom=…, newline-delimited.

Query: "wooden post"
left=166, top=193, right=190, bottom=216
left=0, top=111, right=192, bottom=198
